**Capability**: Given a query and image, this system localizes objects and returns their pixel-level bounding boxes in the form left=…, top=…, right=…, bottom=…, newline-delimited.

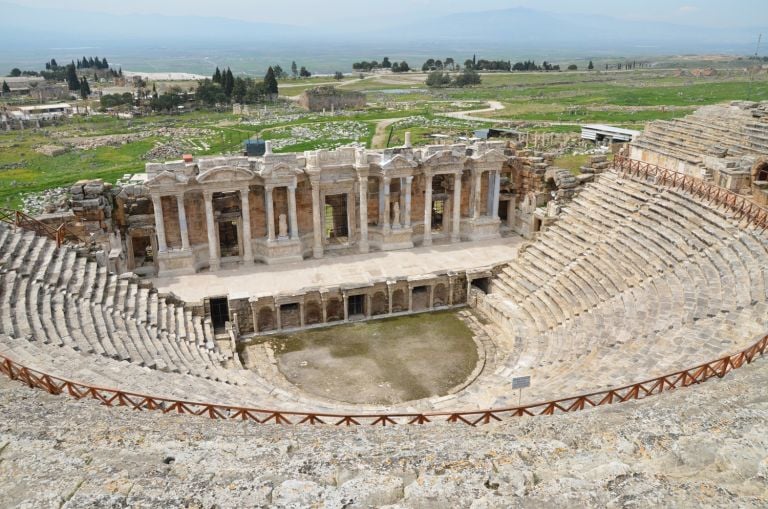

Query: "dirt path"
left=370, top=118, right=402, bottom=148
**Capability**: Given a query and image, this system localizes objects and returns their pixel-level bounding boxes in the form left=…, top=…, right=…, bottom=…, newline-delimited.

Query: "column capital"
left=203, top=189, right=214, bottom=200
left=383, top=175, right=391, bottom=185
left=405, top=175, right=414, bottom=184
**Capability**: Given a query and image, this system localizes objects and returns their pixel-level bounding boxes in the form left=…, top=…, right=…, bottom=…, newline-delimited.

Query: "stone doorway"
left=431, top=198, right=446, bottom=232
left=218, top=219, right=240, bottom=258
left=347, top=294, right=365, bottom=320
left=131, top=234, right=154, bottom=269
left=209, top=297, right=229, bottom=334
left=324, top=194, right=348, bottom=244
left=280, top=303, right=301, bottom=329
left=412, top=286, right=430, bottom=311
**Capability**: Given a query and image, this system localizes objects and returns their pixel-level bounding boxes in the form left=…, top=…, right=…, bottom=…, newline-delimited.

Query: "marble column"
left=265, top=186, right=275, bottom=242
left=404, top=176, right=413, bottom=228
left=175, top=193, right=190, bottom=250
left=451, top=173, right=462, bottom=242
left=423, top=174, right=433, bottom=246
left=311, top=179, right=323, bottom=258
left=491, top=170, right=501, bottom=218
left=358, top=175, right=369, bottom=253
left=472, top=171, right=483, bottom=219
left=288, top=184, right=299, bottom=240
left=382, top=177, right=391, bottom=233
left=239, top=188, right=253, bottom=264
left=151, top=195, right=167, bottom=253
left=203, top=191, right=219, bottom=270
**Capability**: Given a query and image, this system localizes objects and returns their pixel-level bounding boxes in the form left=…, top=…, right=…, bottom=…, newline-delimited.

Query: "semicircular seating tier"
left=0, top=169, right=766, bottom=414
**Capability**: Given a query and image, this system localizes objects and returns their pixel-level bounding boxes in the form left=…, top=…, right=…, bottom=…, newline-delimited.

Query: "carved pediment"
left=422, top=149, right=466, bottom=169
left=197, top=166, right=254, bottom=184
left=145, top=170, right=188, bottom=188
left=469, top=148, right=508, bottom=165
left=379, top=154, right=418, bottom=172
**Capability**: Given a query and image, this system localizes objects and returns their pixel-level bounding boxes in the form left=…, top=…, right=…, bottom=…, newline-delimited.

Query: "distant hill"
left=0, top=2, right=760, bottom=74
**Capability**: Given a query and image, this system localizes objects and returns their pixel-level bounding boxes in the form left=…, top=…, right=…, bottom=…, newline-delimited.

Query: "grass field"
left=2, top=58, right=767, bottom=209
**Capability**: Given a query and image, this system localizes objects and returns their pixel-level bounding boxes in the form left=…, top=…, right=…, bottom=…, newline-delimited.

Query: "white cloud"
left=678, top=5, right=699, bottom=13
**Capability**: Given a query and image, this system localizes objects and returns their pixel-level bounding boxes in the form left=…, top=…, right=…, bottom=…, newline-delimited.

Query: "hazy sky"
left=9, top=0, right=768, bottom=28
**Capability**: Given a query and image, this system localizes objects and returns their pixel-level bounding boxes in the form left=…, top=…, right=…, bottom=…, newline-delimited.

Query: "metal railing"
left=1, top=332, right=765, bottom=426
left=614, top=155, right=768, bottom=231
left=0, top=160, right=766, bottom=424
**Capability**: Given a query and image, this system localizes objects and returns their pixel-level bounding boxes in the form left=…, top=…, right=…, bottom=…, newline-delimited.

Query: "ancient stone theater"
left=0, top=101, right=767, bottom=437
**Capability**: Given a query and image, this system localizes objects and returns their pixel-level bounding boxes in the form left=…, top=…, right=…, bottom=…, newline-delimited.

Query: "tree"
left=222, top=68, right=234, bottom=98
left=273, top=64, right=286, bottom=79
left=9, top=68, right=21, bottom=77
left=453, top=68, right=481, bottom=87
left=299, top=66, right=311, bottom=78
left=213, top=67, right=222, bottom=84
left=425, top=71, right=452, bottom=88
left=422, top=58, right=436, bottom=71
left=291, top=61, right=298, bottom=79
left=334, top=71, right=344, bottom=80
left=567, top=64, right=578, bottom=71
left=392, top=61, right=409, bottom=73
left=264, top=66, right=278, bottom=95
left=463, top=59, right=474, bottom=70
left=152, top=83, right=158, bottom=99
left=150, top=92, right=183, bottom=113
left=445, top=57, right=455, bottom=70
left=1, top=80, right=9, bottom=94
left=232, top=77, right=247, bottom=103
left=66, top=64, right=80, bottom=91
left=382, top=57, right=391, bottom=69
left=79, top=76, right=91, bottom=99
left=196, top=79, right=226, bottom=105
left=588, top=60, right=594, bottom=70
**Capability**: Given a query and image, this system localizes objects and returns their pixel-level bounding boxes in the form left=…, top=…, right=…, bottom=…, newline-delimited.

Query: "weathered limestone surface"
left=630, top=101, right=768, bottom=190
left=0, top=356, right=766, bottom=508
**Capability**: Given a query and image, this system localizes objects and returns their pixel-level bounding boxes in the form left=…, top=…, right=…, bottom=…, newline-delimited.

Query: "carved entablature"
left=421, top=149, right=467, bottom=176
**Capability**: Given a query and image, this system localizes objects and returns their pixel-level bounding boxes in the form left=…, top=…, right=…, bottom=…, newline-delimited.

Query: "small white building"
left=14, top=103, right=73, bottom=121
left=581, top=124, right=639, bottom=144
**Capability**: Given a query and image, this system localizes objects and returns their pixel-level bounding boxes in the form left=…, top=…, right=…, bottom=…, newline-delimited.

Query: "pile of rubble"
left=22, top=187, right=69, bottom=216
left=34, top=145, right=69, bottom=157
left=580, top=154, right=612, bottom=174
left=269, top=121, right=370, bottom=151
left=142, top=141, right=186, bottom=161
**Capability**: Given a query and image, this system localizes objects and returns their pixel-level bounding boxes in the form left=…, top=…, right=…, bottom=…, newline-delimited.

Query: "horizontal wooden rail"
left=1, top=332, right=765, bottom=426
left=613, top=155, right=768, bottom=231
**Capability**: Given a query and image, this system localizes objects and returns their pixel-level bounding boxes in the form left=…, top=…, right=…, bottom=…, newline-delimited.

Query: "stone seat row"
left=0, top=223, right=241, bottom=384
left=480, top=171, right=768, bottom=407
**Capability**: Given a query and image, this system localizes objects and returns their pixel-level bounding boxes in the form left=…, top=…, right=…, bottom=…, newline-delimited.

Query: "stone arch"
left=433, top=283, right=448, bottom=307
left=371, top=291, right=388, bottom=316
left=752, top=159, right=768, bottom=182
left=305, top=300, right=322, bottom=325
left=257, top=307, right=275, bottom=332
left=391, top=289, right=406, bottom=313
left=326, top=298, right=344, bottom=322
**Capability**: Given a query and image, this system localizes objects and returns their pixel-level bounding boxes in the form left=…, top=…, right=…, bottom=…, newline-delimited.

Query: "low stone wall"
left=227, top=269, right=491, bottom=337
